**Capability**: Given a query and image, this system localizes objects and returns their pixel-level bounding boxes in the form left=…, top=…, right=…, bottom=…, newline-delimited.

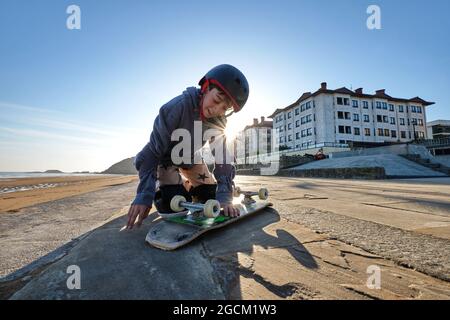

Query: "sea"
left=0, top=172, right=98, bottom=179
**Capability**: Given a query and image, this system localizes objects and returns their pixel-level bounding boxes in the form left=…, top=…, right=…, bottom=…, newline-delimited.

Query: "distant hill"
left=44, top=170, right=64, bottom=173
left=102, top=157, right=137, bottom=175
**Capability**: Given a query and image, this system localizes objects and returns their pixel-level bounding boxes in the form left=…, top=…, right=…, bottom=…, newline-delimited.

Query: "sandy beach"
left=0, top=175, right=138, bottom=213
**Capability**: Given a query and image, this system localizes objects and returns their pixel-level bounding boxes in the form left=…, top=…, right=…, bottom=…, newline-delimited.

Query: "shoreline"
left=0, top=175, right=138, bottom=213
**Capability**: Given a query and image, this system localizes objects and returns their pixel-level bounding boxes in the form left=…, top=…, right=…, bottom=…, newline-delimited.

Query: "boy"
left=126, top=64, right=249, bottom=229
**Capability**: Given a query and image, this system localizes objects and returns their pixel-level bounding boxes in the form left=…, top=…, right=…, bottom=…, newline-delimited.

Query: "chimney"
left=260, top=116, right=265, bottom=123
left=253, top=118, right=258, bottom=125
left=376, top=89, right=386, bottom=95
left=355, top=88, right=363, bottom=94
left=321, top=82, right=327, bottom=90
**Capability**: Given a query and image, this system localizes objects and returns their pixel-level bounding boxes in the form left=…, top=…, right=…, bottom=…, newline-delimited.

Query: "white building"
left=427, top=120, right=450, bottom=139
left=269, top=82, right=434, bottom=150
left=234, top=116, right=273, bottom=165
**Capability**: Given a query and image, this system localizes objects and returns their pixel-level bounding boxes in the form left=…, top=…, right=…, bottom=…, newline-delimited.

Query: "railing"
left=236, top=142, right=350, bottom=164
left=413, top=137, right=450, bottom=148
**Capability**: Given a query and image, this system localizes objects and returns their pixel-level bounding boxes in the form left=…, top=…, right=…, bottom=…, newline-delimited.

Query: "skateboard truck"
left=170, top=195, right=221, bottom=218
left=233, top=187, right=269, bottom=205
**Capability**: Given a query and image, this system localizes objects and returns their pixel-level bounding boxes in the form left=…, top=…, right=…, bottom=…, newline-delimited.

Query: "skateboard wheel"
left=203, top=199, right=220, bottom=218
left=258, top=188, right=269, bottom=200
left=170, top=195, right=186, bottom=212
left=233, top=186, right=241, bottom=197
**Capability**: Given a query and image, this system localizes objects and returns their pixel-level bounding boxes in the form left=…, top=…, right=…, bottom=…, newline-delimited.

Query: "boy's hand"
left=126, top=204, right=151, bottom=229
left=222, top=203, right=240, bottom=217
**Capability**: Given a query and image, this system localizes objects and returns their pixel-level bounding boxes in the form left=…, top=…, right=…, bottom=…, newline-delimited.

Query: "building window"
left=382, top=102, right=388, bottom=110
left=307, top=128, right=312, bottom=136
left=295, top=108, right=299, bottom=116
left=378, top=128, right=384, bottom=136
left=288, top=135, right=292, bottom=141
left=411, top=105, right=417, bottom=113
left=417, top=106, right=422, bottom=114
left=300, top=104, right=305, bottom=112
left=288, top=123, right=292, bottom=130
left=301, top=129, right=307, bottom=137
left=295, top=120, right=300, bottom=127
left=337, top=97, right=343, bottom=105
left=418, top=131, right=425, bottom=139
left=365, top=128, right=371, bottom=136
left=384, top=129, right=390, bottom=136
left=305, top=101, right=312, bottom=110
left=363, top=115, right=370, bottom=122
left=383, top=115, right=388, bottom=123
left=354, top=127, right=360, bottom=135
left=352, top=100, right=358, bottom=108
left=391, top=130, right=397, bottom=138
left=389, top=104, right=394, bottom=111
left=344, top=98, right=350, bottom=106
left=398, top=105, right=404, bottom=113
left=353, top=114, right=359, bottom=121
left=288, top=112, right=292, bottom=119
left=418, top=119, right=423, bottom=126
left=376, top=101, right=382, bottom=109
left=345, top=126, right=352, bottom=134
left=345, top=112, right=351, bottom=120
left=412, top=118, right=418, bottom=125
left=401, top=131, right=406, bottom=139
left=337, top=111, right=344, bottom=119
left=390, top=117, right=396, bottom=125
left=338, top=126, right=345, bottom=134
left=296, top=132, right=300, bottom=139
left=377, top=115, right=382, bottom=123
left=363, top=101, right=369, bottom=109
left=400, top=118, right=405, bottom=126
left=306, top=114, right=312, bottom=123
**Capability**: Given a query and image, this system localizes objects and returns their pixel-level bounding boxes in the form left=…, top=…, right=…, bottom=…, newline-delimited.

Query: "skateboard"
left=145, top=187, right=272, bottom=250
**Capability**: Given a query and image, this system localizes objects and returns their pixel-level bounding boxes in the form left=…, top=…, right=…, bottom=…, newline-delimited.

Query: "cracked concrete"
left=1, top=176, right=450, bottom=299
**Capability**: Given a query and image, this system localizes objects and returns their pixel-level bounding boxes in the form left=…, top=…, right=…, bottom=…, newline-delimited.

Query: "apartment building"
left=234, top=116, right=273, bottom=164
left=269, top=82, right=434, bottom=150
left=427, top=120, right=450, bottom=139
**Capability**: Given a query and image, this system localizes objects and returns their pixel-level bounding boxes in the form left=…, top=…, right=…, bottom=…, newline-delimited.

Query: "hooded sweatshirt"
left=132, top=87, right=235, bottom=207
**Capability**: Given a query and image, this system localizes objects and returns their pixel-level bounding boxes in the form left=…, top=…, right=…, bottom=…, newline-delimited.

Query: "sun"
left=224, top=117, right=242, bottom=140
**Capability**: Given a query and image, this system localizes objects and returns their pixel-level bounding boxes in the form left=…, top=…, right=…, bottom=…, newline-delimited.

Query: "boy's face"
left=202, top=87, right=233, bottom=118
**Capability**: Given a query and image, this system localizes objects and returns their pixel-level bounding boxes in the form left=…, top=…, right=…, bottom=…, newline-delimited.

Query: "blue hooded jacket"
left=132, top=87, right=235, bottom=207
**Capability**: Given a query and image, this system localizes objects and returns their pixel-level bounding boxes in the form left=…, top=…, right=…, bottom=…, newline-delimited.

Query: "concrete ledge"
left=237, top=167, right=387, bottom=179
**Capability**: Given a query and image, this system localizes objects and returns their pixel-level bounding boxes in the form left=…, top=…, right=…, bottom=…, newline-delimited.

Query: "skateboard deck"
left=145, top=199, right=273, bottom=250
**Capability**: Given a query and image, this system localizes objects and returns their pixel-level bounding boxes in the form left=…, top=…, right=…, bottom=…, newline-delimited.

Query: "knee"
left=189, top=184, right=217, bottom=203
left=154, top=184, right=192, bottom=213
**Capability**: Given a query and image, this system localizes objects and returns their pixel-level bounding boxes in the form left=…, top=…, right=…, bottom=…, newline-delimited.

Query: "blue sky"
left=0, top=0, right=449, bottom=172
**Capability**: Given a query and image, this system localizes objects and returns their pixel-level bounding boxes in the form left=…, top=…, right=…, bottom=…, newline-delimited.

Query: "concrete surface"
left=292, top=154, right=446, bottom=177
left=1, top=177, right=450, bottom=299
left=434, top=155, right=450, bottom=168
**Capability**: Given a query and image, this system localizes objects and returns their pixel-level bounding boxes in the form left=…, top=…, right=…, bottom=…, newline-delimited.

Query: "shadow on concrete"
left=2, top=206, right=316, bottom=299
left=199, top=207, right=318, bottom=299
